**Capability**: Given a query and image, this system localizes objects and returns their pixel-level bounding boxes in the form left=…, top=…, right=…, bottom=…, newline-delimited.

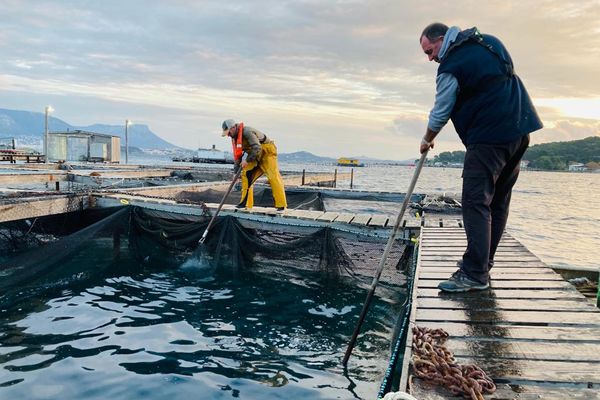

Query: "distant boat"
left=173, top=144, right=234, bottom=164
left=337, top=157, right=364, bottom=167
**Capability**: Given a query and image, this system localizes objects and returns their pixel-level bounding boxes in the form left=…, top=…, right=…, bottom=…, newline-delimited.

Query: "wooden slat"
left=368, top=214, right=388, bottom=227
left=415, top=309, right=600, bottom=325
left=417, top=288, right=583, bottom=299
left=410, top=379, right=600, bottom=400
left=350, top=214, right=371, bottom=226
left=418, top=279, right=571, bottom=289
left=315, top=211, right=339, bottom=222
left=416, top=321, right=600, bottom=341
left=400, top=227, right=600, bottom=399
left=418, top=271, right=563, bottom=281
left=334, top=213, right=355, bottom=223
left=417, top=297, right=599, bottom=311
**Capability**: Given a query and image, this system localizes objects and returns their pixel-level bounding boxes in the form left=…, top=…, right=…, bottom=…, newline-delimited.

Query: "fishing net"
left=1, top=203, right=412, bottom=307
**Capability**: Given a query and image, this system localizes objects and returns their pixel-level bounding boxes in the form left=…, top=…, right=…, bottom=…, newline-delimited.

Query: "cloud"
left=532, top=119, right=600, bottom=144
left=0, top=0, right=598, bottom=159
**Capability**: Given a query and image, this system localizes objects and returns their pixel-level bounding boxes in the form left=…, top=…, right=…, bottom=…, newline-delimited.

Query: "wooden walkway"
left=400, top=227, right=600, bottom=399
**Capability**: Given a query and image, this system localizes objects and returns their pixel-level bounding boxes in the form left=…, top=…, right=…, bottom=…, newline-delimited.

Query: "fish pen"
left=0, top=187, right=439, bottom=400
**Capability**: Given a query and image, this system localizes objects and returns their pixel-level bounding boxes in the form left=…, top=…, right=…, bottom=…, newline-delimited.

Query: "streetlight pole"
left=125, top=119, right=131, bottom=164
left=44, top=106, right=53, bottom=164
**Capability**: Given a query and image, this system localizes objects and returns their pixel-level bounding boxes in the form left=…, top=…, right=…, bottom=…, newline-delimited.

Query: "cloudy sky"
left=1, top=0, right=599, bottom=159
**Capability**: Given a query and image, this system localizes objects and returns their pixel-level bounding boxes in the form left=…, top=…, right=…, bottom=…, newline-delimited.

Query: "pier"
left=399, top=227, right=600, bottom=399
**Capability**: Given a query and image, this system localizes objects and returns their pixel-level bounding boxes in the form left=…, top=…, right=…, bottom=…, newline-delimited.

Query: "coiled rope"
left=411, top=326, right=496, bottom=400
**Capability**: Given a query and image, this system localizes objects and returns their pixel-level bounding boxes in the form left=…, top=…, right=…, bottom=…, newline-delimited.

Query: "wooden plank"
left=415, top=309, right=600, bottom=325
left=418, top=272, right=563, bottom=280
left=420, top=261, right=548, bottom=268
left=0, top=195, right=87, bottom=223
left=445, top=338, right=600, bottom=362
left=350, top=214, right=371, bottom=226
left=420, top=266, right=554, bottom=274
left=315, top=211, right=339, bottom=222
left=441, top=219, right=461, bottom=227
left=416, top=321, right=600, bottom=341
left=453, top=357, right=600, bottom=383
left=409, top=379, right=600, bottom=400
left=424, top=218, right=441, bottom=227
left=417, top=297, right=599, bottom=312
left=333, top=213, right=355, bottom=223
left=418, top=279, right=571, bottom=289
left=420, top=255, right=540, bottom=262
left=368, top=214, right=388, bottom=227
left=417, top=288, right=583, bottom=299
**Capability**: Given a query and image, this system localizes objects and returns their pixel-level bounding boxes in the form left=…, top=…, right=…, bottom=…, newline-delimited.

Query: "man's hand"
left=241, top=160, right=248, bottom=168
left=420, top=138, right=434, bottom=154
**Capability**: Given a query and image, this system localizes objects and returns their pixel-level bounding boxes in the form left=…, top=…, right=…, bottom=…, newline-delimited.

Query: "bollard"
left=350, top=168, right=354, bottom=189
left=302, top=169, right=306, bottom=185
left=55, top=182, right=60, bottom=191
left=333, top=168, right=337, bottom=188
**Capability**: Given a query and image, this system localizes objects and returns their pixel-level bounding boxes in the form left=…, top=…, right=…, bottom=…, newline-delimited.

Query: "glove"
left=233, top=163, right=241, bottom=174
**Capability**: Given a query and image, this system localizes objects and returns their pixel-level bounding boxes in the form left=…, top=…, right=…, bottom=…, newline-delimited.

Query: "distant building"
left=48, top=130, right=120, bottom=163
left=568, top=162, right=586, bottom=172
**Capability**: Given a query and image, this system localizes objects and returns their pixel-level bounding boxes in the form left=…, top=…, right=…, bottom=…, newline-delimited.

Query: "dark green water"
left=0, top=241, right=404, bottom=400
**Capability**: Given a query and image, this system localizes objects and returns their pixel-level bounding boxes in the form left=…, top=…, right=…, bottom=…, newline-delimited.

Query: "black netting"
left=129, top=207, right=408, bottom=298
left=1, top=205, right=410, bottom=309
left=174, top=186, right=324, bottom=210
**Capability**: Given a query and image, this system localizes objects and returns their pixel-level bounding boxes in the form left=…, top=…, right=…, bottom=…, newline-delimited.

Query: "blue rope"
left=377, top=243, right=419, bottom=399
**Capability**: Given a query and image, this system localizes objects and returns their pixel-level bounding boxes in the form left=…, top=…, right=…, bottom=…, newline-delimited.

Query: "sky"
left=1, top=0, right=599, bottom=160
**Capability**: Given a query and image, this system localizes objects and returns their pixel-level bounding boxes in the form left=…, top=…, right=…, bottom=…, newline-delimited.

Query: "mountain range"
left=0, top=108, right=176, bottom=150
left=0, top=107, right=415, bottom=164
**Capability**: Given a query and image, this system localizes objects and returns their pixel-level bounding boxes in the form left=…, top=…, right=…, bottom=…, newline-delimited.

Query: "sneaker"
left=276, top=207, right=285, bottom=211
left=438, top=270, right=489, bottom=293
left=235, top=203, right=246, bottom=209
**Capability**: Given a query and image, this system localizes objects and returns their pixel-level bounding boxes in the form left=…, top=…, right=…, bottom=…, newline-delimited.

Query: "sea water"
left=0, top=237, right=402, bottom=400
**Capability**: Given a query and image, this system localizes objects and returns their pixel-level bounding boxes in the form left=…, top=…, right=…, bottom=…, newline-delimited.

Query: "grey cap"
left=221, top=119, right=236, bottom=136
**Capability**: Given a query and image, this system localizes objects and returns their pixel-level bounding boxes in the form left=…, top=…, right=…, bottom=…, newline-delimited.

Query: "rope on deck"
left=411, top=326, right=496, bottom=400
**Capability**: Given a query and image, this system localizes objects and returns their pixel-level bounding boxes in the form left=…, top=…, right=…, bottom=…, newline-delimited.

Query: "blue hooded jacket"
left=438, top=28, right=543, bottom=145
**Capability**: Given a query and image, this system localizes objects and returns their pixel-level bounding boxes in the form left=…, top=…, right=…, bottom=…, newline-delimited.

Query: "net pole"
left=343, top=151, right=428, bottom=366
left=198, top=169, right=241, bottom=244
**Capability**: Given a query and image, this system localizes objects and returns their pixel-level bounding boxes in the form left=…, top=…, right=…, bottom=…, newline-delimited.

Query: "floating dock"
left=399, top=227, right=600, bottom=399
left=2, top=163, right=598, bottom=399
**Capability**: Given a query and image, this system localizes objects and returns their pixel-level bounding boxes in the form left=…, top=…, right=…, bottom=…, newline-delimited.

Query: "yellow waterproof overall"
left=239, top=142, right=287, bottom=209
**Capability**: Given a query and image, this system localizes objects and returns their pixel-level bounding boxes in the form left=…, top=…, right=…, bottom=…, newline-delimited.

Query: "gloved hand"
left=233, top=163, right=241, bottom=174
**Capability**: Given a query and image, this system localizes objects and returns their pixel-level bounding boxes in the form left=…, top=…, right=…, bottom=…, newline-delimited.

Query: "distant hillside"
left=278, top=151, right=336, bottom=164
left=0, top=108, right=179, bottom=150
left=525, top=136, right=600, bottom=170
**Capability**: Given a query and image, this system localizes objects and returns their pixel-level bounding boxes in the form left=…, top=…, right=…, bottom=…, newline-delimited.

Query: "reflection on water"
left=0, top=246, right=403, bottom=400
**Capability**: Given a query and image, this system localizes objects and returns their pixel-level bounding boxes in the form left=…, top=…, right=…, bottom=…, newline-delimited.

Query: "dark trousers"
left=460, top=134, right=530, bottom=284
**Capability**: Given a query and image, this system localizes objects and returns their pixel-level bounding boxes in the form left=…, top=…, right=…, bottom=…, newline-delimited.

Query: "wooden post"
left=333, top=168, right=337, bottom=188
left=597, top=270, right=600, bottom=308
left=55, top=182, right=60, bottom=191
left=302, top=169, right=306, bottom=185
left=350, top=168, right=354, bottom=189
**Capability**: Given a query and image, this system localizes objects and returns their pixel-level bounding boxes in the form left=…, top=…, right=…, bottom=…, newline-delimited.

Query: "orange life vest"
left=230, top=122, right=244, bottom=161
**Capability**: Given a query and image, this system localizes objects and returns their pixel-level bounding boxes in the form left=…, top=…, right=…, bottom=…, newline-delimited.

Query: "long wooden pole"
left=198, top=169, right=242, bottom=244
left=343, top=151, right=428, bottom=366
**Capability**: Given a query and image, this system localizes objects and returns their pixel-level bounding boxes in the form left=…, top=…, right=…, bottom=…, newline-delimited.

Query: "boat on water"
left=337, top=157, right=364, bottom=167
left=172, top=144, right=234, bottom=164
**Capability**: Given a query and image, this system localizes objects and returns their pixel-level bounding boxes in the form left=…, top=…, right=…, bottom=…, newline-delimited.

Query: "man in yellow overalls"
left=221, top=119, right=287, bottom=210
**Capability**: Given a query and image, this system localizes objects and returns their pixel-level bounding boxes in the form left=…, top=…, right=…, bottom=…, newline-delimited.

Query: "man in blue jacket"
left=419, top=23, right=543, bottom=292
